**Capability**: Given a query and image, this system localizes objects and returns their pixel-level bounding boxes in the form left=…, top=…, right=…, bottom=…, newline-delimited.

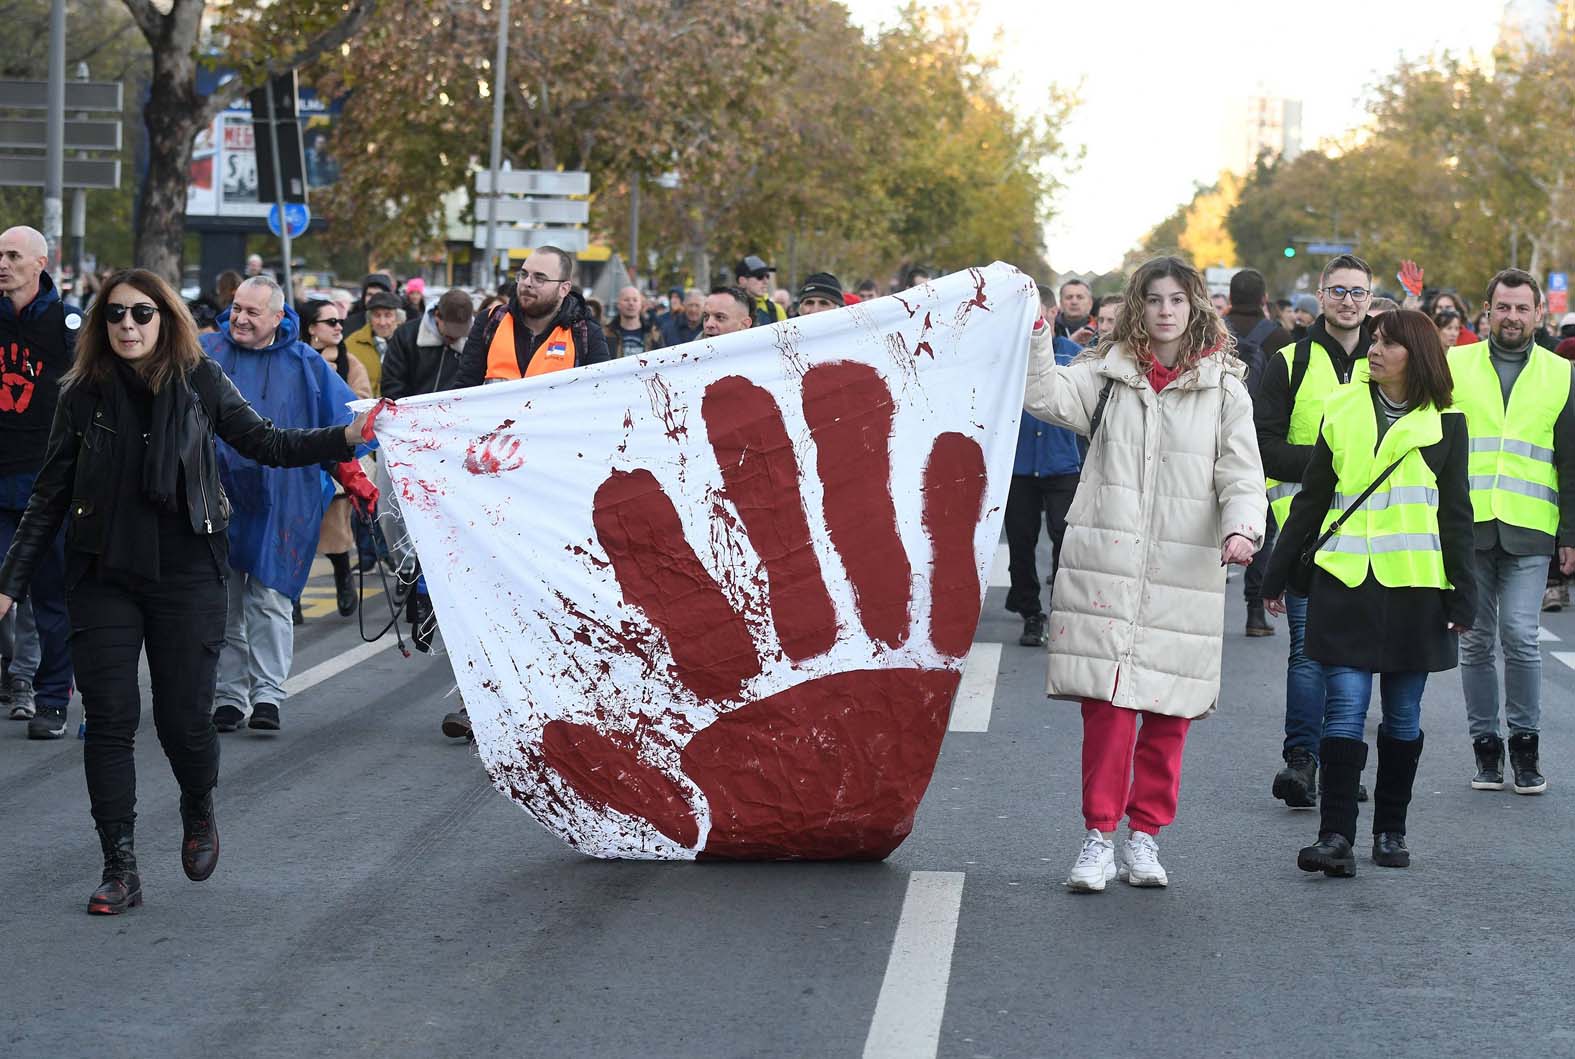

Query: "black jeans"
left=1243, top=509, right=1279, bottom=605
left=1003, top=473, right=1079, bottom=618
left=67, top=537, right=229, bottom=826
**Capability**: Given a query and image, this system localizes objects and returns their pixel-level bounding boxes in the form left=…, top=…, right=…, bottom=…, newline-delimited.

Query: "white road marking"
left=1554, top=651, right=1575, bottom=673
left=863, top=871, right=966, bottom=1059
left=949, top=643, right=1002, bottom=733
left=1539, top=626, right=1561, bottom=643
left=988, top=542, right=1011, bottom=588
left=282, top=639, right=396, bottom=696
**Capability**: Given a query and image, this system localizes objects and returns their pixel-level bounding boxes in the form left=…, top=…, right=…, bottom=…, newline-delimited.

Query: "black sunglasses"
left=105, top=303, right=159, bottom=325
left=314, top=316, right=345, bottom=327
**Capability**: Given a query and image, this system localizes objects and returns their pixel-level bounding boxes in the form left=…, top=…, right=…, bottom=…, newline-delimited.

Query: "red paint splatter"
left=965, top=268, right=991, bottom=313
left=361, top=396, right=396, bottom=440
left=801, top=362, right=911, bottom=648
left=540, top=721, right=700, bottom=848
left=591, top=469, right=761, bottom=700
left=922, top=432, right=986, bottom=657
left=703, top=375, right=836, bottom=661
left=684, top=668, right=960, bottom=859
left=644, top=374, right=688, bottom=442
left=893, top=295, right=919, bottom=319
left=566, top=543, right=611, bottom=570
left=464, top=418, right=525, bottom=475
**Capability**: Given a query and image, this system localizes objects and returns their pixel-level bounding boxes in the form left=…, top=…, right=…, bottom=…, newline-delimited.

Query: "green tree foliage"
left=318, top=0, right=1076, bottom=288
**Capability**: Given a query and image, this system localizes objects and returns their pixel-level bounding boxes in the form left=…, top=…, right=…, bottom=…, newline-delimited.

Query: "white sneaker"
left=1064, top=829, right=1117, bottom=892
left=1118, top=830, right=1168, bottom=887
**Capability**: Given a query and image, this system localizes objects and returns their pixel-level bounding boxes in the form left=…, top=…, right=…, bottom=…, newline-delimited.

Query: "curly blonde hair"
left=1086, top=256, right=1235, bottom=374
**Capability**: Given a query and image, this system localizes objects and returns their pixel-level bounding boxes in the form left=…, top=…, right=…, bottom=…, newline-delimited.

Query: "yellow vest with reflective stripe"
left=1313, top=386, right=1454, bottom=590
left=1447, top=340, right=1569, bottom=535
left=1265, top=340, right=1371, bottom=525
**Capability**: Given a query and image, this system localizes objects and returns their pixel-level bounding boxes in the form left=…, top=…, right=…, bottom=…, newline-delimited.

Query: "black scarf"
left=99, top=359, right=184, bottom=582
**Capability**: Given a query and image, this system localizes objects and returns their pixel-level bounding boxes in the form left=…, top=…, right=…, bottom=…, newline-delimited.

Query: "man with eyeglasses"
left=1254, top=253, right=1375, bottom=809
left=734, top=255, right=785, bottom=329
left=1449, top=268, right=1575, bottom=795
left=449, top=246, right=608, bottom=391
left=0, top=225, right=78, bottom=738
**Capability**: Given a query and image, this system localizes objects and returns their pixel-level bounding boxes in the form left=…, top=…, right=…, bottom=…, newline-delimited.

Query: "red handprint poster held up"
left=369, top=263, right=1038, bottom=859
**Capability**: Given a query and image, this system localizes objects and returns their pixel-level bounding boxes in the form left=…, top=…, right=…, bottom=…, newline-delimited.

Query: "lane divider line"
left=863, top=871, right=966, bottom=1059
left=949, top=643, right=1002, bottom=733
left=988, top=542, right=1010, bottom=588
left=1539, top=626, right=1560, bottom=643
left=282, top=639, right=397, bottom=696
left=1553, top=651, right=1575, bottom=672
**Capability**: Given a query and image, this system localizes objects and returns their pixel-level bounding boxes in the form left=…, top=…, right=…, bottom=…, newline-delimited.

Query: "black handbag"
left=1287, top=455, right=1405, bottom=595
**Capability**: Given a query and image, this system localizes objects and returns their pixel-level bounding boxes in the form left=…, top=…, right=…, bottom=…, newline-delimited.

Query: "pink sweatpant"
left=1080, top=699, right=1191, bottom=835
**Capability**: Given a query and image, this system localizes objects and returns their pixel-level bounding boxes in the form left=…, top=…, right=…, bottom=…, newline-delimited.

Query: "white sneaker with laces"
left=1118, top=830, right=1168, bottom=887
left=1064, top=829, right=1116, bottom=892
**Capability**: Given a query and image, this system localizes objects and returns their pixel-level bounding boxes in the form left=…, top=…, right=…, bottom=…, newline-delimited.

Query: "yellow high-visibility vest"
left=1265, top=339, right=1371, bottom=525
left=1313, top=385, right=1455, bottom=590
left=1447, top=340, right=1570, bottom=536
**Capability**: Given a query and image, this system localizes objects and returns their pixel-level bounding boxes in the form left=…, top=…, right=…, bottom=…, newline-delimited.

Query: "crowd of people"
left=2, top=215, right=1571, bottom=911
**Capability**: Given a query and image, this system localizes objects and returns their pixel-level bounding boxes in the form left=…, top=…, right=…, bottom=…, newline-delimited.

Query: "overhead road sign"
left=1304, top=242, right=1355, bottom=255
left=473, top=227, right=589, bottom=253
left=0, top=79, right=122, bottom=111
left=475, top=169, right=589, bottom=197
left=0, top=155, right=119, bottom=189
left=0, top=118, right=121, bottom=152
left=476, top=197, right=589, bottom=225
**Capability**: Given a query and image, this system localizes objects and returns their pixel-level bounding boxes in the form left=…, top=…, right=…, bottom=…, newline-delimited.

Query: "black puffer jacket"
left=447, top=288, right=610, bottom=391
left=0, top=356, right=354, bottom=600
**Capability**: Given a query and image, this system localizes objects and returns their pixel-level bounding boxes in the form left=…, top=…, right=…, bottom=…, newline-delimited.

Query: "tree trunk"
left=133, top=44, right=205, bottom=284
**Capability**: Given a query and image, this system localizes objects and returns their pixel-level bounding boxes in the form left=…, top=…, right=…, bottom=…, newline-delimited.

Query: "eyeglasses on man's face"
left=518, top=270, right=568, bottom=287
left=1321, top=286, right=1371, bottom=303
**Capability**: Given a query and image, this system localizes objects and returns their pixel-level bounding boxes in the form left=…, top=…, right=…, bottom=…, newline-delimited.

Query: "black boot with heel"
left=1372, top=729, right=1423, bottom=867
left=180, top=789, right=220, bottom=881
left=1298, top=737, right=1366, bottom=878
left=87, top=821, right=142, bottom=915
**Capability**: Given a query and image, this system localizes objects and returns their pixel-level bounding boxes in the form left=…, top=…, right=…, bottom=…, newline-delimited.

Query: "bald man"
left=0, top=225, right=79, bottom=739
left=606, top=284, right=656, bottom=358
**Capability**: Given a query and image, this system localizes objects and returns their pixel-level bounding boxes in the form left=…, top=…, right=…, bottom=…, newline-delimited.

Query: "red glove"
left=1397, top=260, right=1424, bottom=298
left=334, top=460, right=379, bottom=518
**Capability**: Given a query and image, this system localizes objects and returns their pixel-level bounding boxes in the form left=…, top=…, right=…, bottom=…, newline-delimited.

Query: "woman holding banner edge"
left=1024, top=256, right=1266, bottom=892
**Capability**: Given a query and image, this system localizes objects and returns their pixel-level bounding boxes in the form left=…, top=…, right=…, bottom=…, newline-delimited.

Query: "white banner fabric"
left=368, top=262, right=1036, bottom=859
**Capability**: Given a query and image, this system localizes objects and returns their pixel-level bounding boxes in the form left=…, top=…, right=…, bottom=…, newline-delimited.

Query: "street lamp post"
left=482, top=0, right=510, bottom=290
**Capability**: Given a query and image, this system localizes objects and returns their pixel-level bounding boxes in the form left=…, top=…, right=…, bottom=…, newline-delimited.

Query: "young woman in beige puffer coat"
left=1024, top=256, right=1267, bottom=892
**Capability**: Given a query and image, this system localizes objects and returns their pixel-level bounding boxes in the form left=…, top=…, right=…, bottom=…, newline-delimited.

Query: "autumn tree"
left=123, top=0, right=377, bottom=282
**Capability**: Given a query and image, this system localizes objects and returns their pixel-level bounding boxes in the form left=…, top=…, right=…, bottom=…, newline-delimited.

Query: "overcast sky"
left=844, top=0, right=1531, bottom=274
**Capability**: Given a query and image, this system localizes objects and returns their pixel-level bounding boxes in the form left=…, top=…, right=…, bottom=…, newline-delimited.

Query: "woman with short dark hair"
left=1263, top=309, right=1475, bottom=876
left=0, top=269, right=371, bottom=915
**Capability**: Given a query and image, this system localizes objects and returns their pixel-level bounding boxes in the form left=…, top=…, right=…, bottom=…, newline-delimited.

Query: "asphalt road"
left=4, top=548, right=1574, bottom=1058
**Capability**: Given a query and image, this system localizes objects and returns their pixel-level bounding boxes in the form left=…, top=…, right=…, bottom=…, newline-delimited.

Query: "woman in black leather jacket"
left=0, top=269, right=370, bottom=915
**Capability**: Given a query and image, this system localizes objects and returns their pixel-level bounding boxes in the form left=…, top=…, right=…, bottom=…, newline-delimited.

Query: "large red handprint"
left=537, top=361, right=987, bottom=860
left=0, top=342, right=40, bottom=414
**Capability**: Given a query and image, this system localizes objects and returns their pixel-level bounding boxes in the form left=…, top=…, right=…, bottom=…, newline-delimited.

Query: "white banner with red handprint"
left=369, top=262, right=1037, bottom=860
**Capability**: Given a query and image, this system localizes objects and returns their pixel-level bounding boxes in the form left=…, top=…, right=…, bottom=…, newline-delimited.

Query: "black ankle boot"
left=1298, top=737, right=1366, bottom=877
left=1372, top=729, right=1423, bottom=868
left=179, top=790, right=220, bottom=882
left=330, top=552, right=357, bottom=617
left=88, top=821, right=142, bottom=915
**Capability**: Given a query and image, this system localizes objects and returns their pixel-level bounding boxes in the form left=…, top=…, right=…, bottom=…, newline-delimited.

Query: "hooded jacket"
left=0, top=270, right=79, bottom=476
left=200, top=305, right=359, bottom=598
left=1024, top=329, right=1266, bottom=718
left=448, top=288, right=610, bottom=391
left=381, top=308, right=465, bottom=399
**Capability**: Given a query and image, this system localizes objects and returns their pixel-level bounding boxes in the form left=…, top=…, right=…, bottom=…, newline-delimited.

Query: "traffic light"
left=1283, top=245, right=1297, bottom=259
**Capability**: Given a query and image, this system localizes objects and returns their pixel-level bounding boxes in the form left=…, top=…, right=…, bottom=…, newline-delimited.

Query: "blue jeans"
left=1459, top=546, right=1547, bottom=737
left=1283, top=592, right=1325, bottom=757
left=0, top=471, right=73, bottom=709
left=1323, top=667, right=1427, bottom=741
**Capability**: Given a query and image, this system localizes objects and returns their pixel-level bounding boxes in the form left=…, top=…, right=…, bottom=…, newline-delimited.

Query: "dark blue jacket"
left=201, top=305, right=358, bottom=597
left=1013, top=336, right=1083, bottom=477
